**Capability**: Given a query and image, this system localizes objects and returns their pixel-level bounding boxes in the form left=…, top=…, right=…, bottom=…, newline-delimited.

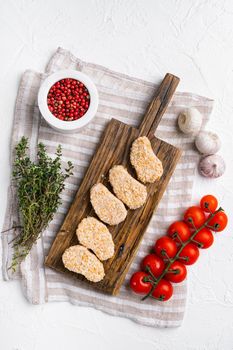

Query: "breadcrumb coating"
left=76, top=217, right=114, bottom=261
left=90, top=183, right=127, bottom=225
left=109, top=165, right=147, bottom=209
left=62, top=245, right=105, bottom=282
left=130, top=136, right=163, bottom=183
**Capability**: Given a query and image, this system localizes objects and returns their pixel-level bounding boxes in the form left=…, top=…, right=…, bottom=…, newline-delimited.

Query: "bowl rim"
left=38, top=69, right=99, bottom=131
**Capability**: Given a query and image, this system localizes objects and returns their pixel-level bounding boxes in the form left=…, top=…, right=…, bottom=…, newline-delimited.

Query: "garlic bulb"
left=195, top=131, right=221, bottom=155
left=178, top=107, right=202, bottom=135
left=198, top=154, right=226, bottom=178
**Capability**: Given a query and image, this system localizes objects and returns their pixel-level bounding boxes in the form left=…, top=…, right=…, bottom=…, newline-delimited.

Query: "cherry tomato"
left=130, top=271, right=152, bottom=294
left=208, top=211, right=228, bottom=232
left=152, top=279, right=173, bottom=301
left=165, top=261, right=187, bottom=283
left=193, top=228, right=214, bottom=249
left=167, top=221, right=191, bottom=243
left=184, top=206, right=206, bottom=228
left=178, top=243, right=199, bottom=265
left=141, top=254, right=165, bottom=278
left=154, top=236, right=177, bottom=259
left=200, top=195, right=218, bottom=213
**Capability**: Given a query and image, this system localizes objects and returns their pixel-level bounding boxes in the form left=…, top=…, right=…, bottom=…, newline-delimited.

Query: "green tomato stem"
left=145, top=265, right=158, bottom=282
left=173, top=232, right=184, bottom=245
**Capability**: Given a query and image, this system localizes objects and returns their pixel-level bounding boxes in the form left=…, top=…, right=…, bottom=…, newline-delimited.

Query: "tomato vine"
left=130, top=195, right=228, bottom=302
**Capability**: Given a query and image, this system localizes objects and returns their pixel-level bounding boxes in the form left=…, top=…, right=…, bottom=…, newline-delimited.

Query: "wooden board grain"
left=45, top=73, right=182, bottom=295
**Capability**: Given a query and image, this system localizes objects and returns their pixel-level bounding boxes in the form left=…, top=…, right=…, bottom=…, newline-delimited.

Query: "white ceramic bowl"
left=38, top=70, right=99, bottom=133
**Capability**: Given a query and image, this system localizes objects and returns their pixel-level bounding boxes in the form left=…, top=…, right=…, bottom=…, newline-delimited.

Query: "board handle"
left=138, top=73, right=180, bottom=137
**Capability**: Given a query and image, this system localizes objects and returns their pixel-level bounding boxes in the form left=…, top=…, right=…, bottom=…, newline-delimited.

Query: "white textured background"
left=1, top=1, right=233, bottom=349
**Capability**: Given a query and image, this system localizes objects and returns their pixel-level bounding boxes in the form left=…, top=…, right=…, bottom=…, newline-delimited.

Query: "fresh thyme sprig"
left=11, top=136, right=73, bottom=271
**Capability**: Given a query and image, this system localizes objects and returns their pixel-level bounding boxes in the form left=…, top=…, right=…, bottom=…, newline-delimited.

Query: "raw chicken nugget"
left=130, top=136, right=163, bottom=183
left=76, top=217, right=114, bottom=261
left=109, top=165, right=147, bottom=209
left=62, top=245, right=105, bottom=282
left=90, top=183, right=127, bottom=225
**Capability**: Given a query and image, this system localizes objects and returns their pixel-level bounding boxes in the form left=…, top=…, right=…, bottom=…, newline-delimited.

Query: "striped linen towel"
left=1, top=48, right=213, bottom=327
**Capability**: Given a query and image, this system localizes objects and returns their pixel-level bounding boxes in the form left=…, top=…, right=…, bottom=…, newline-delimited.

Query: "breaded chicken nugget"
left=90, top=183, right=127, bottom=225
left=76, top=217, right=114, bottom=261
left=62, top=245, right=105, bottom=282
left=130, top=136, right=163, bottom=183
left=109, top=165, right=147, bottom=209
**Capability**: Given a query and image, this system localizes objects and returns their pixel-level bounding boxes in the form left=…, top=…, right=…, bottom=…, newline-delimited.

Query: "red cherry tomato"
left=200, top=195, right=218, bottom=213
left=154, top=236, right=177, bottom=259
left=184, top=206, right=206, bottom=228
left=165, top=261, right=187, bottom=283
left=178, top=243, right=199, bottom=265
left=141, top=254, right=165, bottom=278
left=208, top=211, right=228, bottom=232
left=130, top=271, right=152, bottom=294
left=193, top=228, right=214, bottom=249
left=152, top=279, right=173, bottom=301
left=167, top=221, right=191, bottom=243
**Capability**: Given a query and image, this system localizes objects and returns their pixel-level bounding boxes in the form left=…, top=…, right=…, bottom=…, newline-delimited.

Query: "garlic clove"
left=198, top=154, right=226, bottom=178
left=178, top=107, right=202, bottom=135
left=195, top=131, right=221, bottom=155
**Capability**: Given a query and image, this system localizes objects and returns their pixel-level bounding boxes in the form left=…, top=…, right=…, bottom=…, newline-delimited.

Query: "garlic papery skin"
left=178, top=107, right=202, bottom=135
left=198, top=154, right=226, bottom=178
left=195, top=131, right=221, bottom=155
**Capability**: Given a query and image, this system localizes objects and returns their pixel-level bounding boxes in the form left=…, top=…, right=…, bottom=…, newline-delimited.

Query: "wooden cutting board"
left=45, top=73, right=182, bottom=295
